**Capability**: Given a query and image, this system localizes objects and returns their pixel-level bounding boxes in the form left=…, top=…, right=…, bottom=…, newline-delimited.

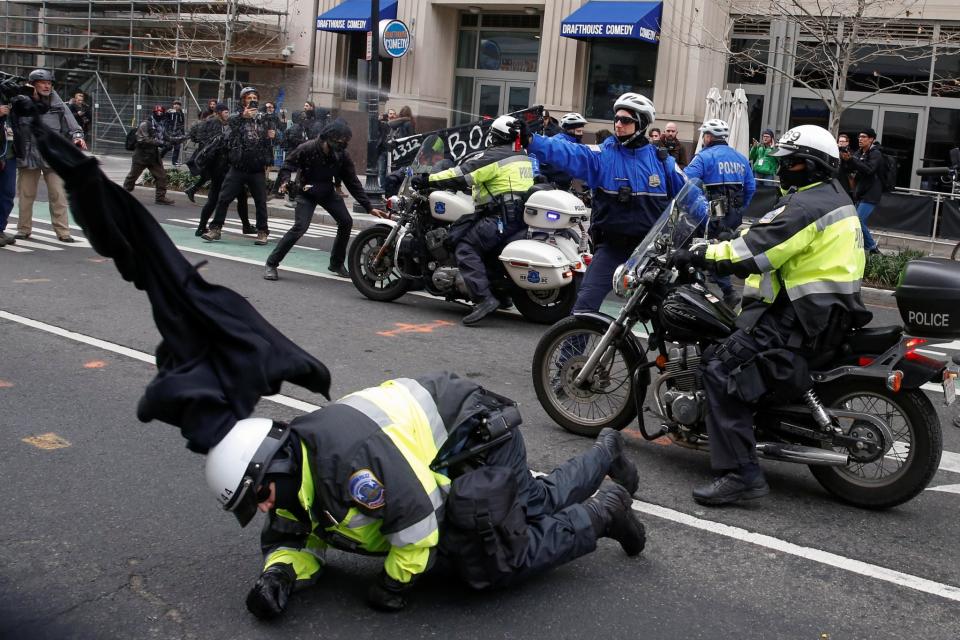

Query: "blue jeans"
left=856, top=201, right=877, bottom=251
left=573, top=242, right=635, bottom=313
left=0, top=158, right=15, bottom=231
left=377, top=153, right=388, bottom=189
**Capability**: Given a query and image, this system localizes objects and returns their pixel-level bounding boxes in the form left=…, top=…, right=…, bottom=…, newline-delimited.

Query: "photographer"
left=0, top=99, right=15, bottom=246
left=68, top=91, right=92, bottom=144
left=840, top=128, right=883, bottom=255
left=202, top=87, right=274, bottom=245
left=193, top=103, right=254, bottom=237
left=9, top=69, right=86, bottom=242
left=122, top=105, right=177, bottom=205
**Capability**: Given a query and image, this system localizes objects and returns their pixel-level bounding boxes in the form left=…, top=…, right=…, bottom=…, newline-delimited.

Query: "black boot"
left=692, top=468, right=769, bottom=506
left=594, top=428, right=640, bottom=495
left=184, top=186, right=197, bottom=203
left=462, top=295, right=500, bottom=326
left=584, top=484, right=645, bottom=556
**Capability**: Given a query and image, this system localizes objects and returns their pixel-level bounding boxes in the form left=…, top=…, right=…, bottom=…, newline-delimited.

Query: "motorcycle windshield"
left=619, top=179, right=709, bottom=274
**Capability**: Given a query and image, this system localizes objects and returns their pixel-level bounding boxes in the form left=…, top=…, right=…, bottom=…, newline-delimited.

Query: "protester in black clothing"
left=261, top=101, right=282, bottom=167
left=68, top=92, right=92, bottom=142
left=167, top=100, right=186, bottom=166
left=202, top=87, right=274, bottom=245
left=194, top=103, right=253, bottom=237
left=264, top=120, right=386, bottom=281
left=297, top=101, right=327, bottom=140
left=122, top=105, right=179, bottom=205
left=840, top=128, right=883, bottom=254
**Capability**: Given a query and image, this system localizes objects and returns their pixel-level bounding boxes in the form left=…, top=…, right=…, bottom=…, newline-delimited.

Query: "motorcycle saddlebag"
left=894, top=257, right=960, bottom=338
left=499, top=240, right=574, bottom=291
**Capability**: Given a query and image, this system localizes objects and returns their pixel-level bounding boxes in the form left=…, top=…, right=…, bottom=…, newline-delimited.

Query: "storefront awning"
left=316, top=0, right=398, bottom=32
left=560, top=1, right=662, bottom=43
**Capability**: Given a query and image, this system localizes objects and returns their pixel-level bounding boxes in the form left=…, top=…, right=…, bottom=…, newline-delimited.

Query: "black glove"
left=245, top=563, right=296, bottom=620
left=667, top=245, right=707, bottom=271
left=517, top=119, right=532, bottom=148
left=366, top=571, right=411, bottom=612
left=410, top=173, right=430, bottom=190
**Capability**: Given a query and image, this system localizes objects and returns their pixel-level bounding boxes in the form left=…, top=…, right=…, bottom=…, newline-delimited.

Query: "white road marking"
left=1, top=244, right=31, bottom=253
left=13, top=239, right=64, bottom=251
left=4, top=311, right=960, bottom=604
left=927, top=484, right=960, bottom=494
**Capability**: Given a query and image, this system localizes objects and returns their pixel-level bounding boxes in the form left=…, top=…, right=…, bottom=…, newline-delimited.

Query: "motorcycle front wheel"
left=511, top=274, right=581, bottom=325
left=348, top=226, right=409, bottom=302
left=532, top=315, right=639, bottom=436
left=810, top=379, right=942, bottom=509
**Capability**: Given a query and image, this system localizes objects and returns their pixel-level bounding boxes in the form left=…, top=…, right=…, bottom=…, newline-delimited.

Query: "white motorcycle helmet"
left=559, top=112, right=587, bottom=130
left=612, top=92, right=656, bottom=147
left=771, top=124, right=840, bottom=179
left=699, top=118, right=730, bottom=140
left=206, top=417, right=291, bottom=527
left=489, top=115, right=521, bottom=146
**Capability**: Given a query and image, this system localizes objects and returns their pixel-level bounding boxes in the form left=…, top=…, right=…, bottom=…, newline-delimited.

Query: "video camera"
left=0, top=71, right=32, bottom=101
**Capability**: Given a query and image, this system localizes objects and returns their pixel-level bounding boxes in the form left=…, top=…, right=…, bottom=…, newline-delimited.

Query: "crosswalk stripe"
left=1, top=244, right=31, bottom=253
left=13, top=239, right=64, bottom=251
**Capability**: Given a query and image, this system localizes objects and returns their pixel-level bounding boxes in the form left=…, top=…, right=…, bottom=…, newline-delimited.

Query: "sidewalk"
left=93, top=153, right=384, bottom=232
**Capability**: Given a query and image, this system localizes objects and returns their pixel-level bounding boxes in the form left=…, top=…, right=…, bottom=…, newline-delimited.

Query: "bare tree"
left=671, top=0, right=960, bottom=133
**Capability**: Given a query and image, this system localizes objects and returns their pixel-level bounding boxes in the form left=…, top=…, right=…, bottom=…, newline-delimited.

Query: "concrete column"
left=536, top=0, right=585, bottom=114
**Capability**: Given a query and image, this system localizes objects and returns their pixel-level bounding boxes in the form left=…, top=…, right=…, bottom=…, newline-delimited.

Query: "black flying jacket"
left=278, top=137, right=373, bottom=212
left=19, top=98, right=331, bottom=453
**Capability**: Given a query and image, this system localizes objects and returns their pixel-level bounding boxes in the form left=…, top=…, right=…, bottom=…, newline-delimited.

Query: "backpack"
left=192, top=133, right=224, bottom=175
left=880, top=151, right=899, bottom=192
left=124, top=127, right=139, bottom=151
left=440, top=465, right=528, bottom=590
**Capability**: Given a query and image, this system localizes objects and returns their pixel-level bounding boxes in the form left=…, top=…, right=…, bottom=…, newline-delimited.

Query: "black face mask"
left=777, top=161, right=811, bottom=190
left=327, top=138, right=347, bottom=153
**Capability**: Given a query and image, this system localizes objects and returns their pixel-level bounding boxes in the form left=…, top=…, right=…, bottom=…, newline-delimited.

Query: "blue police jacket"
left=530, top=131, right=578, bottom=190
left=527, top=133, right=687, bottom=238
left=684, top=141, right=756, bottom=209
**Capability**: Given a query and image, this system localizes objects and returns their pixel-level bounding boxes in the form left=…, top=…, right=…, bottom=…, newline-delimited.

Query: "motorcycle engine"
left=432, top=267, right=470, bottom=297
left=424, top=227, right=450, bottom=262
left=661, top=346, right=707, bottom=426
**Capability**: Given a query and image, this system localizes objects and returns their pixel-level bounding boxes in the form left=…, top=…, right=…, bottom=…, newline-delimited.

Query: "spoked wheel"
left=532, top=315, right=639, bottom=436
left=348, top=226, right=409, bottom=302
left=512, top=275, right=581, bottom=325
left=810, top=380, right=942, bottom=509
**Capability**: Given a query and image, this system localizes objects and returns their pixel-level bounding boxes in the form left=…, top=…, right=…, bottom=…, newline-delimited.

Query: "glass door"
left=878, top=107, right=923, bottom=189
left=505, top=83, right=533, bottom=113
left=475, top=81, right=503, bottom=120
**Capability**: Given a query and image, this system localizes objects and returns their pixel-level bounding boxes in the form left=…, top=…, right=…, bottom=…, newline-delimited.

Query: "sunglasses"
left=613, top=115, right=638, bottom=125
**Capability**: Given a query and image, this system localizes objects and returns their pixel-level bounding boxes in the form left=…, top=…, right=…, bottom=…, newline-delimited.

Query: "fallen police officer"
left=206, top=371, right=645, bottom=617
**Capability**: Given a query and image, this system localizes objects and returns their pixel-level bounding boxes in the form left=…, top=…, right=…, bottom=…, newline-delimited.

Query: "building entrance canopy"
left=560, top=1, right=662, bottom=43
left=316, top=0, right=398, bottom=32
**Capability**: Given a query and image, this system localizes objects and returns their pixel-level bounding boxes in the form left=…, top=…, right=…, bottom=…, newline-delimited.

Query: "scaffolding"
left=0, top=0, right=296, bottom=152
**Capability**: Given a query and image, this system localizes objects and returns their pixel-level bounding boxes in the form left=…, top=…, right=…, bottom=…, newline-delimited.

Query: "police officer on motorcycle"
left=684, top=118, right=756, bottom=308
left=206, top=372, right=645, bottom=617
left=522, top=93, right=687, bottom=312
left=417, top=115, right=534, bottom=326
left=668, top=125, right=871, bottom=506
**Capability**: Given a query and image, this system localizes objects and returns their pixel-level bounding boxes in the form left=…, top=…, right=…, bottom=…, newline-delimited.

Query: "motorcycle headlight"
left=612, top=263, right=637, bottom=298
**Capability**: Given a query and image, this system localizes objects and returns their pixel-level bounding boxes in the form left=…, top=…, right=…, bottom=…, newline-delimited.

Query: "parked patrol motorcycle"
left=348, top=136, right=592, bottom=324
left=532, top=179, right=954, bottom=509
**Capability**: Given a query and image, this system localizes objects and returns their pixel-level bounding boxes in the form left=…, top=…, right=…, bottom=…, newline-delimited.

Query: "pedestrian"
left=667, top=125, right=870, bottom=505
left=68, top=91, right=92, bottom=144
left=840, top=128, right=883, bottom=255
left=420, top=115, right=534, bottom=326
left=264, top=119, right=385, bottom=280
left=168, top=100, right=186, bottom=166
left=594, top=128, right=613, bottom=144
left=684, top=118, right=756, bottom=309
left=657, top=121, right=689, bottom=169
left=836, top=133, right=856, bottom=200
left=749, top=128, right=778, bottom=182
left=122, top=105, right=177, bottom=205
left=0, top=100, right=17, bottom=246
left=10, top=69, right=87, bottom=242
left=202, top=87, right=273, bottom=245
left=376, top=108, right=396, bottom=188
left=199, top=98, right=218, bottom=121
left=391, top=106, right=415, bottom=139
left=648, top=127, right=661, bottom=143
left=194, top=103, right=254, bottom=237
left=298, top=101, right=326, bottom=139
left=541, top=110, right=562, bottom=137
left=522, top=93, right=686, bottom=313
left=206, top=372, right=645, bottom=617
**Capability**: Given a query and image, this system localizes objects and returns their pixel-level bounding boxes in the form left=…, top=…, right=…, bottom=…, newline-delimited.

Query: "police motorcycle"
left=532, top=179, right=954, bottom=509
left=348, top=135, right=592, bottom=324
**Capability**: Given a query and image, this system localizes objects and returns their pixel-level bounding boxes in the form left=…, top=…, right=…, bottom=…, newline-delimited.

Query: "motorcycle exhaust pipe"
left=756, top=442, right=849, bottom=467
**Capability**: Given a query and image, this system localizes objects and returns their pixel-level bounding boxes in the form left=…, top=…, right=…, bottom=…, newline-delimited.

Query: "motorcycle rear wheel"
left=348, top=226, right=409, bottom=302
left=532, top=315, right=639, bottom=436
left=810, top=380, right=942, bottom=509
left=511, top=274, right=582, bottom=325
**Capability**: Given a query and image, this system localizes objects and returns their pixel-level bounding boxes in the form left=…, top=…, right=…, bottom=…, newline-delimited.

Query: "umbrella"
left=16, top=97, right=331, bottom=454
left=696, top=87, right=723, bottom=153
left=727, top=87, right=751, bottom=157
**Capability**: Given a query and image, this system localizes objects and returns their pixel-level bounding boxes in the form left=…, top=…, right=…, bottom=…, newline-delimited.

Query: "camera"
left=0, top=71, right=31, bottom=101
left=248, top=100, right=258, bottom=109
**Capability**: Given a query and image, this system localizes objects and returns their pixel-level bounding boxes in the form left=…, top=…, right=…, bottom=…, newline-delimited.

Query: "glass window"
left=880, top=110, right=919, bottom=188
left=838, top=108, right=874, bottom=139
left=789, top=98, right=829, bottom=128
left=507, top=85, right=531, bottom=113
left=476, top=31, right=539, bottom=73
left=453, top=75, right=474, bottom=126
left=460, top=13, right=478, bottom=28
left=745, top=93, right=765, bottom=142
left=923, top=107, right=960, bottom=170
left=845, top=45, right=933, bottom=95
left=933, top=47, right=960, bottom=98
left=480, top=14, right=541, bottom=29
left=793, top=42, right=833, bottom=90
left=456, top=30, right=477, bottom=69
left=727, top=39, right=769, bottom=85
left=585, top=40, right=658, bottom=120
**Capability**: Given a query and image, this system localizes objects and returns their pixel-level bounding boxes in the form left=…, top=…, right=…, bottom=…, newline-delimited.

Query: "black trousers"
left=701, top=306, right=806, bottom=471
left=267, top=193, right=352, bottom=269
left=454, top=214, right=526, bottom=300
left=198, top=168, right=250, bottom=232
left=210, top=167, right=268, bottom=231
left=472, top=429, right=608, bottom=584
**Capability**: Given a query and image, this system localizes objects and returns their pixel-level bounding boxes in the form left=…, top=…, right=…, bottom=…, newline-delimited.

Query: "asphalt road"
left=2, top=193, right=960, bottom=640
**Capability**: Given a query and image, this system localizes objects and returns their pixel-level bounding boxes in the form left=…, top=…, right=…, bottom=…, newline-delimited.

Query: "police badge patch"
left=349, top=469, right=385, bottom=509
left=758, top=205, right=787, bottom=224
left=648, top=174, right=661, bottom=188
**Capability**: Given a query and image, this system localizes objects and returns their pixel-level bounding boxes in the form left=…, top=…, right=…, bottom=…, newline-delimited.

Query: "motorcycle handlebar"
left=916, top=167, right=951, bottom=176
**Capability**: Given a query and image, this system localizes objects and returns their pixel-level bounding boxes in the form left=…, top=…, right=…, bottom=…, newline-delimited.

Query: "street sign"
left=365, top=30, right=373, bottom=61
left=379, top=19, right=411, bottom=58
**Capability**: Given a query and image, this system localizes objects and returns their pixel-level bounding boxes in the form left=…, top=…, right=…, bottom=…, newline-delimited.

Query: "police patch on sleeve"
left=349, top=469, right=385, bottom=509
left=758, top=205, right=787, bottom=224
